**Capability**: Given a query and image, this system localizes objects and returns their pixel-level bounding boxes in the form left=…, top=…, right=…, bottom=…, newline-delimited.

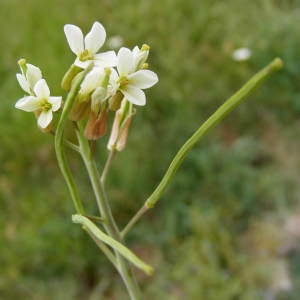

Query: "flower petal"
left=26, top=64, right=42, bottom=89
left=84, top=22, right=106, bottom=54
left=34, top=79, right=50, bottom=98
left=64, top=24, right=84, bottom=55
left=15, top=96, right=39, bottom=112
left=16, top=73, right=30, bottom=93
left=121, top=85, right=146, bottom=106
left=74, top=58, right=92, bottom=69
left=80, top=67, right=104, bottom=94
left=48, top=96, right=62, bottom=111
left=94, top=51, right=117, bottom=67
left=117, top=47, right=134, bottom=75
left=128, top=70, right=158, bottom=89
left=38, top=110, right=53, bottom=128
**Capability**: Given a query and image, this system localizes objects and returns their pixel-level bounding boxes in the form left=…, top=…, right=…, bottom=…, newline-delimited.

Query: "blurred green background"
left=1, top=0, right=300, bottom=299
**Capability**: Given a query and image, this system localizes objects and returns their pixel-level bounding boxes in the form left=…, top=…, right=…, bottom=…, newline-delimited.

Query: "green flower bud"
left=61, top=64, right=83, bottom=91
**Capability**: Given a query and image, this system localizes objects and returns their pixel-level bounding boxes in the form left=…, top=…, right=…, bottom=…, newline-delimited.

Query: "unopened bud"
left=91, top=87, right=107, bottom=114
left=69, top=99, right=90, bottom=121
left=116, top=115, right=133, bottom=151
left=102, top=68, right=111, bottom=87
left=135, top=44, right=150, bottom=70
left=61, top=64, right=83, bottom=91
left=141, top=44, right=150, bottom=51
left=107, top=110, right=121, bottom=150
left=109, top=91, right=123, bottom=111
left=107, top=101, right=135, bottom=151
left=84, top=110, right=108, bottom=140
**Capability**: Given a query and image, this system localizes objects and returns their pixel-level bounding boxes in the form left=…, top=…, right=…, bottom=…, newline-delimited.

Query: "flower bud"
left=69, top=98, right=91, bottom=121
left=107, top=110, right=121, bottom=150
left=84, top=110, right=108, bottom=140
left=61, top=64, right=83, bottom=91
left=134, top=44, right=150, bottom=70
left=109, top=91, right=123, bottom=111
left=116, top=115, right=133, bottom=151
left=107, top=100, right=135, bottom=151
left=91, top=87, right=107, bottom=114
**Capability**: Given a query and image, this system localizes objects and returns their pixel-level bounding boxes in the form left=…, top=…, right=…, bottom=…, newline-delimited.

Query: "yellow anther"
left=39, top=99, right=52, bottom=111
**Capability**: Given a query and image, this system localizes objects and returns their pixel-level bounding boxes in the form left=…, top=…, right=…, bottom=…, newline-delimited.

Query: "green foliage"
left=1, top=0, right=300, bottom=299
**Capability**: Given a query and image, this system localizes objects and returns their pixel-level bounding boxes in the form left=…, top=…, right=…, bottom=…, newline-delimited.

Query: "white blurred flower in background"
left=107, top=35, right=124, bottom=50
left=232, top=47, right=252, bottom=61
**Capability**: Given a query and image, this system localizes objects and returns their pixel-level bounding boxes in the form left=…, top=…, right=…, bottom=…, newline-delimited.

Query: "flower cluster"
left=15, top=21, right=158, bottom=150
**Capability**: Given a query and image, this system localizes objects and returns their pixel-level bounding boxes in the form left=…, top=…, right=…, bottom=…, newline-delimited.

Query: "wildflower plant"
left=14, top=21, right=283, bottom=299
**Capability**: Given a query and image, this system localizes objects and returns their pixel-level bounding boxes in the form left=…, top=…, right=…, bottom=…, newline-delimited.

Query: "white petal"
left=117, top=47, right=134, bottom=75
left=132, top=46, right=140, bottom=57
left=74, top=58, right=92, bottom=69
left=108, top=68, right=119, bottom=94
left=16, top=73, right=30, bottom=93
left=38, top=110, right=53, bottom=128
left=84, top=22, right=106, bottom=54
left=48, top=96, right=62, bottom=111
left=127, top=70, right=158, bottom=89
left=34, top=79, right=50, bottom=98
left=94, top=51, right=117, bottom=67
left=121, top=85, right=146, bottom=106
left=80, top=67, right=104, bottom=94
left=26, top=64, right=42, bottom=89
left=64, top=24, right=84, bottom=55
left=15, top=96, right=39, bottom=112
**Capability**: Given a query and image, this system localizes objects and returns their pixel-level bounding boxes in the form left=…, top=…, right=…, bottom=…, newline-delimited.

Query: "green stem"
left=100, top=150, right=115, bottom=185
left=122, top=58, right=283, bottom=236
left=84, top=226, right=118, bottom=269
left=54, top=66, right=92, bottom=213
left=122, top=206, right=148, bottom=239
left=76, top=127, right=142, bottom=300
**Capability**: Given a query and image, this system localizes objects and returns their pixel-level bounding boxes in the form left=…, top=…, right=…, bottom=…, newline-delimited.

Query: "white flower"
left=15, top=79, right=62, bottom=128
left=116, top=47, right=158, bottom=106
left=16, top=63, right=42, bottom=94
left=64, top=21, right=117, bottom=69
left=107, top=35, right=124, bottom=50
left=232, top=48, right=252, bottom=61
left=80, top=67, right=118, bottom=97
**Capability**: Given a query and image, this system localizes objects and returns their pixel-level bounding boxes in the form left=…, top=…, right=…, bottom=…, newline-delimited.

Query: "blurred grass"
left=1, top=0, right=300, bottom=299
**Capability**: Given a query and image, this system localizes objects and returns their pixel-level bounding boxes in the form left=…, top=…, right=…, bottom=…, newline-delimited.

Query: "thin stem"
left=65, top=140, right=80, bottom=153
left=85, top=215, right=105, bottom=224
left=121, top=206, right=148, bottom=239
left=76, top=127, right=142, bottom=300
left=121, top=58, right=283, bottom=235
left=54, top=66, right=92, bottom=214
left=50, top=130, right=80, bottom=153
left=84, top=227, right=118, bottom=269
left=101, top=150, right=115, bottom=185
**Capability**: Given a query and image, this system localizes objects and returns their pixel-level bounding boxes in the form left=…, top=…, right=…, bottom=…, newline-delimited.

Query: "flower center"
left=79, top=49, right=93, bottom=62
left=39, top=98, right=52, bottom=111
left=118, top=76, right=130, bottom=88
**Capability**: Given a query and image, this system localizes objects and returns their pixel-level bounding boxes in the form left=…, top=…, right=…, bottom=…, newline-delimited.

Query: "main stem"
left=76, top=128, right=141, bottom=300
